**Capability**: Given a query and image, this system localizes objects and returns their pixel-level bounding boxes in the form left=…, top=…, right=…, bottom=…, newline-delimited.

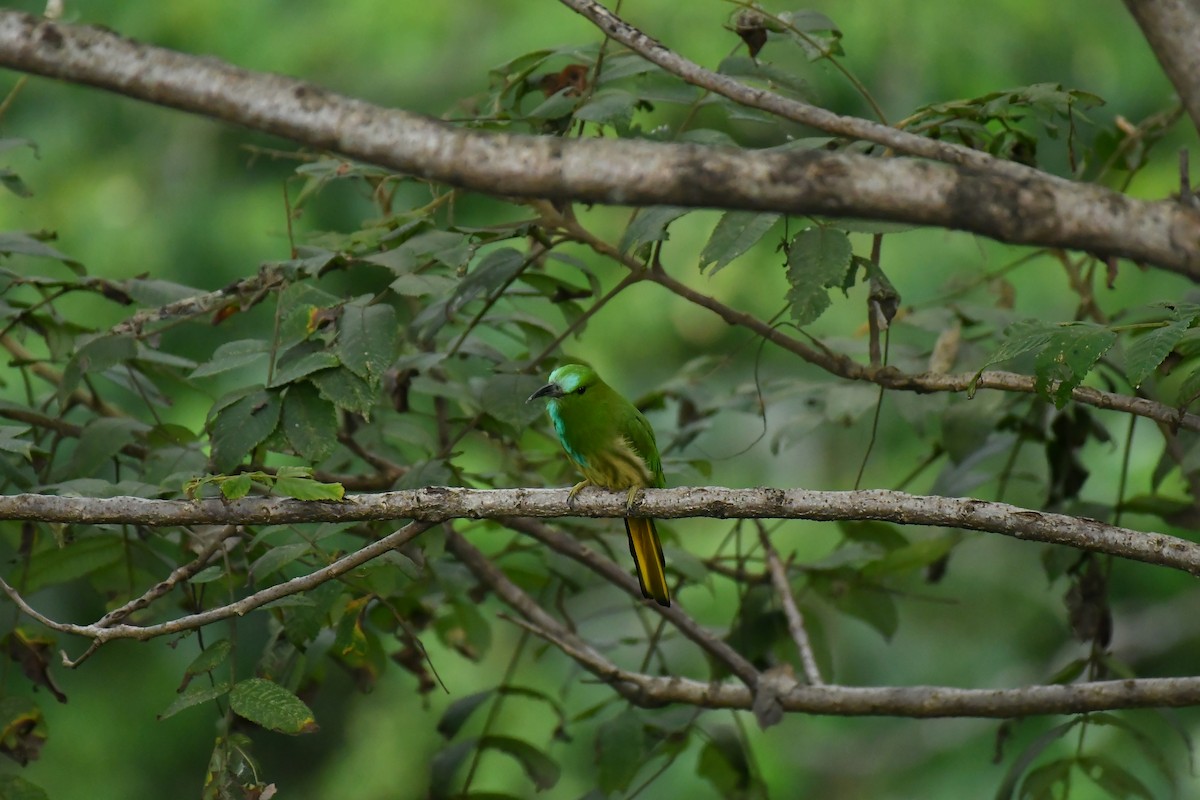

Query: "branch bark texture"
left=1123, top=0, right=1200, bottom=134
left=0, top=487, right=1196, bottom=575
left=0, top=12, right=1198, bottom=278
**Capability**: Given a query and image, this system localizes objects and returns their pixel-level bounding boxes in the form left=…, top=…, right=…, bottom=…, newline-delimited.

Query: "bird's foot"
left=567, top=480, right=590, bottom=507
left=625, top=486, right=641, bottom=512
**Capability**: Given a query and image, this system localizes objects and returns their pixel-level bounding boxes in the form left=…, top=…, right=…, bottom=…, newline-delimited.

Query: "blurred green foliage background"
left=1, top=1, right=1199, bottom=798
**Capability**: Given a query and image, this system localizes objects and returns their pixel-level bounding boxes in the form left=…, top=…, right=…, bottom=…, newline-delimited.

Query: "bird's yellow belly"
left=576, top=437, right=654, bottom=490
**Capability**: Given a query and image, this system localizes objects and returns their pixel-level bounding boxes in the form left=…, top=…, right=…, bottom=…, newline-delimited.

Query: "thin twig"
left=757, top=524, right=823, bottom=686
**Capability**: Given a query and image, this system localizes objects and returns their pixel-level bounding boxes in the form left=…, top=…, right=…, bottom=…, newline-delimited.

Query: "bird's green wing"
left=620, top=406, right=665, bottom=488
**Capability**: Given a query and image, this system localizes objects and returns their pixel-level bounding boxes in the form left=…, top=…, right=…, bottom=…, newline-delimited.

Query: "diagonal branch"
left=1123, top=0, right=1200, bottom=134
left=0, top=12, right=1197, bottom=277
left=0, top=520, right=435, bottom=664
left=557, top=0, right=1010, bottom=173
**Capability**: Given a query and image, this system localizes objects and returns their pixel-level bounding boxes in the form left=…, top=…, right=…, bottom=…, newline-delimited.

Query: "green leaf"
left=311, top=367, right=376, bottom=417
left=1077, top=754, right=1153, bottom=800
left=272, top=476, right=344, bottom=501
left=1126, top=315, right=1195, bottom=387
left=447, top=248, right=527, bottom=317
left=596, top=709, right=646, bottom=794
left=699, top=212, right=780, bottom=274
left=574, top=89, right=640, bottom=128
left=58, top=417, right=145, bottom=481
left=158, top=680, right=232, bottom=721
left=785, top=227, right=853, bottom=325
left=19, top=535, right=124, bottom=595
left=619, top=206, right=690, bottom=255
left=995, top=719, right=1082, bottom=800
left=59, top=334, right=136, bottom=407
left=0, top=231, right=83, bottom=273
left=268, top=347, right=340, bottom=388
left=218, top=473, right=253, bottom=500
left=281, top=382, right=338, bottom=462
left=190, top=339, right=270, bottom=379
left=436, top=689, right=494, bottom=739
left=1033, top=324, right=1117, bottom=407
left=0, top=774, right=49, bottom=800
left=977, top=319, right=1061, bottom=372
left=337, top=302, right=398, bottom=381
left=209, top=389, right=282, bottom=473
left=229, top=677, right=318, bottom=735
left=0, top=168, right=33, bottom=198
left=182, top=640, right=233, bottom=684
left=478, top=736, right=560, bottom=792
left=1018, top=758, right=1073, bottom=800
left=0, top=425, right=32, bottom=458
left=697, top=725, right=757, bottom=799
left=250, top=542, right=310, bottom=580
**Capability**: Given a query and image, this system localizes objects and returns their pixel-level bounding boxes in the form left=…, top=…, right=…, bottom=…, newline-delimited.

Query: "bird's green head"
left=527, top=364, right=601, bottom=404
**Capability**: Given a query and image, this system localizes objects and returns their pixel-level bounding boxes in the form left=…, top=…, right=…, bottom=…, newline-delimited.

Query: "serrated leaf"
left=229, top=678, right=318, bottom=735
left=158, top=680, right=232, bottom=721
left=596, top=709, right=646, bottom=794
left=209, top=390, right=282, bottom=473
left=785, top=227, right=853, bottom=325
left=699, top=212, right=780, bottom=274
left=311, top=367, right=376, bottom=417
left=977, top=320, right=1061, bottom=372
left=281, top=382, right=338, bottom=462
left=338, top=302, right=397, bottom=381
left=1033, top=324, right=1117, bottom=407
left=1126, top=316, right=1194, bottom=387
left=273, top=476, right=344, bottom=501
left=619, top=206, right=689, bottom=255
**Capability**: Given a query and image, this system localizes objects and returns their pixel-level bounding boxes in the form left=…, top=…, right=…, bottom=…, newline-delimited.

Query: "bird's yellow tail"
left=624, top=517, right=670, bottom=607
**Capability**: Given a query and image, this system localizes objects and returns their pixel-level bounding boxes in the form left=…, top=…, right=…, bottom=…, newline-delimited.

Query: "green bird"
left=528, top=364, right=670, bottom=607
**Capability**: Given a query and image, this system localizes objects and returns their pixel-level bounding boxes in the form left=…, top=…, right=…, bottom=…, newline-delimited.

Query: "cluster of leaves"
left=0, top=5, right=1196, bottom=799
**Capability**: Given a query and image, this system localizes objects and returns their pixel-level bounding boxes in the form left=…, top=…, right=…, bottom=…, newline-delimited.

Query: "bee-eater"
left=528, top=364, right=670, bottom=607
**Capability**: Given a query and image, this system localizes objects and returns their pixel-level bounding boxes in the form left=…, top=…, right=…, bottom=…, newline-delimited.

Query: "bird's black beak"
left=527, top=383, right=563, bottom=403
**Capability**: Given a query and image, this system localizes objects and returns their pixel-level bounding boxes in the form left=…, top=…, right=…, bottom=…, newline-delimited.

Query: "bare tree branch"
left=531, top=201, right=1200, bottom=435
left=0, top=487, right=1196, bottom=575
left=0, top=12, right=1197, bottom=277
left=758, top=526, right=823, bottom=686
left=0, top=520, right=435, bottom=665
left=1123, top=0, right=1200, bottom=134
left=557, top=0, right=1011, bottom=173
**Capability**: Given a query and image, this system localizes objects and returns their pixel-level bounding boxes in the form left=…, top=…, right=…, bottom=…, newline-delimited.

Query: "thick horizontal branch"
left=1, top=487, right=1196, bottom=575
left=1, top=13, right=1198, bottom=277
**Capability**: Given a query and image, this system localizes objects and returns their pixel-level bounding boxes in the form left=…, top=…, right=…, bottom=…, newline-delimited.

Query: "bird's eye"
left=576, top=387, right=587, bottom=395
